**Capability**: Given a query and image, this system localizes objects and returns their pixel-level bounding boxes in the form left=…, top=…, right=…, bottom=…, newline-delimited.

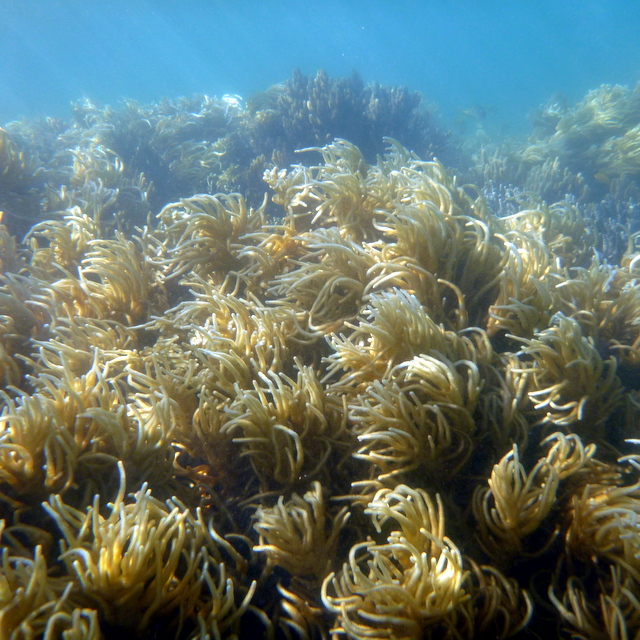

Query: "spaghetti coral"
left=323, top=485, right=531, bottom=639
left=349, top=353, right=480, bottom=489
left=223, top=361, right=346, bottom=489
left=510, top=312, right=623, bottom=431
left=43, top=463, right=254, bottom=637
left=322, top=485, right=469, bottom=640
left=254, top=481, right=349, bottom=580
left=1, top=88, right=640, bottom=638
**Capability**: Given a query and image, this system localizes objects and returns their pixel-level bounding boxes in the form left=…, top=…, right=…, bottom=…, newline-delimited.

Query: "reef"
left=1, top=74, right=640, bottom=639
left=468, top=82, right=640, bottom=264
left=0, top=70, right=450, bottom=242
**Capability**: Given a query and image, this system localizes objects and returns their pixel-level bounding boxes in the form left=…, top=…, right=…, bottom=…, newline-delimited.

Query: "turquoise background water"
left=2, top=0, right=640, bottom=135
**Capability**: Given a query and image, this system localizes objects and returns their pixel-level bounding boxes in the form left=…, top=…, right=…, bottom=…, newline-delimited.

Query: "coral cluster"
left=468, top=83, right=640, bottom=263
left=1, top=72, right=640, bottom=639
left=247, top=69, right=452, bottom=167
left=0, top=70, right=450, bottom=241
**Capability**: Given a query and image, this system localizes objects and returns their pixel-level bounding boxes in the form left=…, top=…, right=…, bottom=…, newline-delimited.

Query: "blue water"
left=2, top=0, right=640, bottom=136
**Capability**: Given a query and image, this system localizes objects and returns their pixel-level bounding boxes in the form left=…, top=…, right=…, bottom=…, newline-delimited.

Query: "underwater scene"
left=4, top=1, right=640, bottom=639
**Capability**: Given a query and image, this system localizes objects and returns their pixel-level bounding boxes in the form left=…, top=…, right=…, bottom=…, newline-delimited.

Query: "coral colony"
left=0, top=71, right=640, bottom=638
